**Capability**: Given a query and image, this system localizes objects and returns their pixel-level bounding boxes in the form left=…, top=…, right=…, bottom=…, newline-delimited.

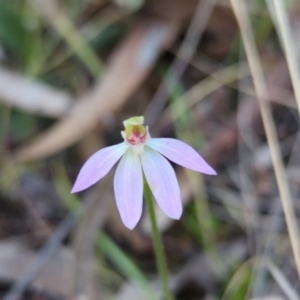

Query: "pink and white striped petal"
left=114, top=149, right=143, bottom=229
left=71, top=143, right=128, bottom=193
left=141, top=146, right=182, bottom=219
left=147, top=138, right=216, bottom=175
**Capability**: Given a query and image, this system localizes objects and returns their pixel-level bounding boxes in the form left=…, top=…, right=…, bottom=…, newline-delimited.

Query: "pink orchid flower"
left=71, top=116, right=216, bottom=229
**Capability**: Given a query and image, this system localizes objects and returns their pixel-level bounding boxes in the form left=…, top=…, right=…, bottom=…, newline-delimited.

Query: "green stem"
left=144, top=181, right=174, bottom=300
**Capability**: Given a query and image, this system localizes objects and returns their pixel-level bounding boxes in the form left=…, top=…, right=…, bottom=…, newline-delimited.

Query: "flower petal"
left=147, top=138, right=216, bottom=175
left=141, top=146, right=182, bottom=219
left=114, top=149, right=143, bottom=229
left=71, top=143, right=128, bottom=193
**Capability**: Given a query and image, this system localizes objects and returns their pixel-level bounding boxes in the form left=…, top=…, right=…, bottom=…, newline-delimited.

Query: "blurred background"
left=0, top=0, right=300, bottom=299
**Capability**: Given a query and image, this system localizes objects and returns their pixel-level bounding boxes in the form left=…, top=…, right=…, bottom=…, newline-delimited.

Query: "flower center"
left=125, top=124, right=147, bottom=145
left=121, top=116, right=149, bottom=154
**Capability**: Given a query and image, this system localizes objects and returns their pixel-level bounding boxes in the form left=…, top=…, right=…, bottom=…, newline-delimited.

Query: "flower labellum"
left=71, top=116, right=216, bottom=229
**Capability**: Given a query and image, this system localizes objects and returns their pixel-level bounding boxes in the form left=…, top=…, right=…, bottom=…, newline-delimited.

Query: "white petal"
left=140, top=146, right=182, bottom=219
left=114, top=149, right=143, bottom=229
left=71, top=143, right=128, bottom=193
left=147, top=138, right=216, bottom=175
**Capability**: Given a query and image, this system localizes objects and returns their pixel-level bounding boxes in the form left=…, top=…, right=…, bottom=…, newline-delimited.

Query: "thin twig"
left=3, top=210, right=80, bottom=300
left=144, top=0, right=216, bottom=125
left=229, top=0, right=300, bottom=279
left=270, top=0, right=300, bottom=115
left=267, top=260, right=300, bottom=300
left=154, top=63, right=250, bottom=133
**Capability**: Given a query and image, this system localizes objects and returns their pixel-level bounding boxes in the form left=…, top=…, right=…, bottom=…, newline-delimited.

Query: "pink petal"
left=114, top=149, right=143, bottom=229
left=147, top=138, right=217, bottom=175
left=71, top=143, right=128, bottom=193
left=141, top=146, right=182, bottom=219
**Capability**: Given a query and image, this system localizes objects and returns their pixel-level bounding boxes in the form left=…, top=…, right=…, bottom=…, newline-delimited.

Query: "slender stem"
left=144, top=181, right=174, bottom=300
